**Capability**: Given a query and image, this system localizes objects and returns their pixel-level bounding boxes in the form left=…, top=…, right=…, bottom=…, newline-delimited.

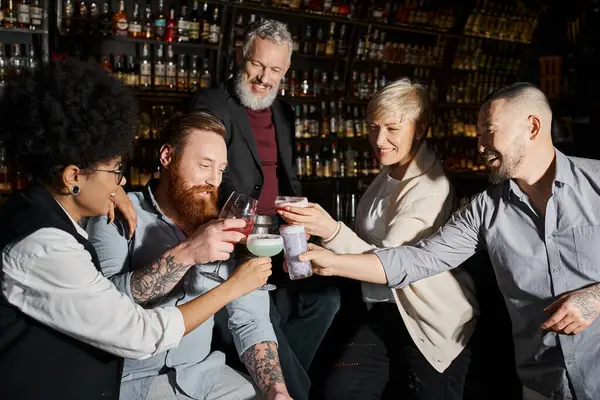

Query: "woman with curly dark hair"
left=0, top=59, right=272, bottom=400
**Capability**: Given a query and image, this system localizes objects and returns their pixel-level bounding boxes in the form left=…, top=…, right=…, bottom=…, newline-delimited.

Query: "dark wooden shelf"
left=461, top=32, right=532, bottom=46
left=354, top=59, right=442, bottom=69
left=0, top=27, right=48, bottom=34
left=58, top=33, right=219, bottom=51
left=299, top=175, right=376, bottom=183
left=132, top=89, right=192, bottom=99
left=451, top=67, right=519, bottom=76
left=435, top=103, right=481, bottom=110
left=210, top=0, right=355, bottom=24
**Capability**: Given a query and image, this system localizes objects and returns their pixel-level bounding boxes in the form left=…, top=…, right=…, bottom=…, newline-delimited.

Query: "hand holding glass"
left=246, top=234, right=283, bottom=291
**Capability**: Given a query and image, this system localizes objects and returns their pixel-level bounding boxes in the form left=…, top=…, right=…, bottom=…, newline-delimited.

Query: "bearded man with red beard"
left=86, top=112, right=293, bottom=400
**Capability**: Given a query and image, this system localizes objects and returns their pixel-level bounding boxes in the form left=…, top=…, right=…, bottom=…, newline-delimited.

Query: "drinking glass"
left=246, top=234, right=283, bottom=291
left=199, top=192, right=258, bottom=283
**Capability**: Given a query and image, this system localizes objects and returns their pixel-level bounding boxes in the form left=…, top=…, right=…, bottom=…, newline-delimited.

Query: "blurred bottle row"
left=97, top=45, right=212, bottom=91
left=0, top=0, right=44, bottom=30
left=295, top=142, right=380, bottom=179
left=428, top=110, right=477, bottom=139
left=463, top=0, right=538, bottom=43
left=368, top=0, right=455, bottom=32
left=356, top=28, right=447, bottom=68
left=61, top=0, right=222, bottom=45
left=446, top=72, right=511, bottom=105
left=234, top=0, right=354, bottom=17
left=0, top=43, right=40, bottom=88
left=452, top=38, right=521, bottom=74
left=294, top=102, right=368, bottom=139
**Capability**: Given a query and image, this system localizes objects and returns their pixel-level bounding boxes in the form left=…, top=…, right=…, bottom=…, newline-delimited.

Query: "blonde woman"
left=278, top=78, right=479, bottom=400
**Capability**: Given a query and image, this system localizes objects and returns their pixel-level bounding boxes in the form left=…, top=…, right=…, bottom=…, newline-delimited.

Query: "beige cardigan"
left=322, top=143, right=479, bottom=372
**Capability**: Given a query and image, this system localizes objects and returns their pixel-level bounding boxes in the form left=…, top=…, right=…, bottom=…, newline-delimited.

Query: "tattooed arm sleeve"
left=241, top=341, right=288, bottom=397
left=130, top=253, right=192, bottom=304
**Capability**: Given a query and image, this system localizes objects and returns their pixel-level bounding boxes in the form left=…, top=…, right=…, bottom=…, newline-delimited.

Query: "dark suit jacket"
left=191, top=80, right=302, bottom=209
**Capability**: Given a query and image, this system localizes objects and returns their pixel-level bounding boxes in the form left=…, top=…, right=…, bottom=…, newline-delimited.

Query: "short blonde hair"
left=366, top=78, right=431, bottom=141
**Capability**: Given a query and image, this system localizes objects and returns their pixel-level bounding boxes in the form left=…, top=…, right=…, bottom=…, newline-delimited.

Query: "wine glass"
left=246, top=234, right=283, bottom=291
left=199, top=191, right=258, bottom=283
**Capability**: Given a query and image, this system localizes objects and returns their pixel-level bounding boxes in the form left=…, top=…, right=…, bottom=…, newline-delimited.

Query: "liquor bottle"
left=278, top=73, right=288, bottom=96
left=208, top=6, right=219, bottom=44
left=295, top=142, right=305, bottom=179
left=301, top=104, right=310, bottom=138
left=17, top=0, right=30, bottom=29
left=0, top=45, right=8, bottom=91
left=76, top=0, right=88, bottom=35
left=176, top=54, right=188, bottom=92
left=302, top=26, right=313, bottom=55
left=309, top=105, right=319, bottom=138
left=165, top=45, right=176, bottom=90
left=200, top=58, right=211, bottom=88
left=99, top=0, right=111, bottom=36
left=304, top=144, right=313, bottom=178
left=100, top=54, right=112, bottom=72
left=331, top=142, right=340, bottom=177
left=320, top=101, right=330, bottom=139
left=9, top=44, right=23, bottom=77
left=29, top=0, right=42, bottom=30
left=288, top=69, right=298, bottom=97
left=88, top=0, right=100, bottom=35
left=345, top=105, right=354, bottom=137
left=233, top=14, right=244, bottom=49
left=126, top=55, right=138, bottom=87
left=322, top=145, right=332, bottom=178
left=329, top=101, right=337, bottom=138
left=142, top=2, right=153, bottom=39
left=177, top=4, right=189, bottom=42
left=189, top=55, right=200, bottom=92
left=165, top=6, right=177, bottom=42
left=128, top=2, right=142, bottom=38
left=337, top=100, right=345, bottom=138
left=337, top=24, right=347, bottom=57
left=325, top=22, right=336, bottom=57
left=320, top=71, right=330, bottom=96
left=315, top=26, right=325, bottom=56
left=314, top=151, right=323, bottom=178
left=294, top=105, right=303, bottom=139
left=353, top=106, right=362, bottom=137
left=154, top=0, right=166, bottom=40
left=188, top=0, right=201, bottom=43
left=113, top=53, right=125, bottom=83
left=139, top=43, right=152, bottom=89
left=300, top=70, right=310, bottom=97
left=25, top=44, right=37, bottom=73
left=112, top=0, right=128, bottom=37
left=311, top=69, right=321, bottom=97
left=226, top=59, right=234, bottom=80
left=200, top=2, right=210, bottom=43
left=4, top=0, right=17, bottom=29
left=153, top=44, right=166, bottom=89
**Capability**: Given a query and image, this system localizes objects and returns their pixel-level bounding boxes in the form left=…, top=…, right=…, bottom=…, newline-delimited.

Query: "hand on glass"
left=181, top=219, right=247, bottom=266
left=109, top=186, right=137, bottom=238
left=277, top=202, right=337, bottom=239
left=541, top=284, right=600, bottom=335
left=299, top=243, right=339, bottom=277
left=228, top=256, right=273, bottom=296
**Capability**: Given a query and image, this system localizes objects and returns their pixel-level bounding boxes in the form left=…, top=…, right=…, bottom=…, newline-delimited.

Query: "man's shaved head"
left=477, top=82, right=554, bottom=184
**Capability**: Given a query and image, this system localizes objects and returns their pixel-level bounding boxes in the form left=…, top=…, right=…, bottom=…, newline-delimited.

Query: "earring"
left=71, top=186, right=80, bottom=196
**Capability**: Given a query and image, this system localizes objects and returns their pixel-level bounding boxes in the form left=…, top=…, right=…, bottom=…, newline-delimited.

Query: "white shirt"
left=355, top=174, right=401, bottom=303
left=1, top=203, right=185, bottom=360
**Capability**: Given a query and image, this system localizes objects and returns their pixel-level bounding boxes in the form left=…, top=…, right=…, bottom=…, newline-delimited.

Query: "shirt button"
left=566, top=361, right=572, bottom=366
left=166, top=358, right=172, bottom=366
left=547, top=234, right=553, bottom=240
left=552, top=268, right=559, bottom=273
left=419, top=337, right=425, bottom=342
left=254, top=185, right=261, bottom=190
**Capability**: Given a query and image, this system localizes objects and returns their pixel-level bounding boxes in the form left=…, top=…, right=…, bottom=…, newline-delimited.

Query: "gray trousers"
left=140, top=366, right=262, bottom=400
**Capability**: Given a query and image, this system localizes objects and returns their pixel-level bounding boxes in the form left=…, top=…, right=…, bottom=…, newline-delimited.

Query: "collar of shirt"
left=141, top=179, right=182, bottom=232
left=507, top=148, right=574, bottom=202
left=54, top=198, right=89, bottom=239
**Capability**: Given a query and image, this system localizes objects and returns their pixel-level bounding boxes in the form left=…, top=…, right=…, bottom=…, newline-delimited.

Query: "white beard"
left=234, top=70, right=279, bottom=110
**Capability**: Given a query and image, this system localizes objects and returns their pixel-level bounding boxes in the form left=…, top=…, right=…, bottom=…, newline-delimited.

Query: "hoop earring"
left=71, top=186, right=80, bottom=196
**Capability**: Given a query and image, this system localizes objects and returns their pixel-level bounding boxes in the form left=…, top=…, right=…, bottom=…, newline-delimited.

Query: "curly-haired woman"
left=0, top=59, right=272, bottom=400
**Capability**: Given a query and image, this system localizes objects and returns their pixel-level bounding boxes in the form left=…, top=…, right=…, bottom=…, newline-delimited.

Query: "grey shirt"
left=86, top=182, right=276, bottom=400
left=375, top=150, right=600, bottom=400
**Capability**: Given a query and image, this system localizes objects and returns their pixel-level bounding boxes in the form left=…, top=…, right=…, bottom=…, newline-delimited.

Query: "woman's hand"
left=277, top=202, right=338, bottom=239
left=299, top=243, right=340, bottom=277
left=109, top=186, right=137, bottom=238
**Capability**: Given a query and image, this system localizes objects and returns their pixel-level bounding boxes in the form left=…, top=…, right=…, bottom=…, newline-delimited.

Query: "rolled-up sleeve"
left=223, top=264, right=277, bottom=356
left=1, top=228, right=185, bottom=360
left=86, top=215, right=135, bottom=301
left=374, top=195, right=485, bottom=288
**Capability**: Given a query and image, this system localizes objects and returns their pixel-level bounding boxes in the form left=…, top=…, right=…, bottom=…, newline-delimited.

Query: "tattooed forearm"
left=130, top=254, right=191, bottom=304
left=241, top=341, right=287, bottom=397
left=573, top=283, right=600, bottom=321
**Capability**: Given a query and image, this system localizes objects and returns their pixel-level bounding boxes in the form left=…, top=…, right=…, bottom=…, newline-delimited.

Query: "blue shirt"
left=86, top=181, right=276, bottom=400
left=375, top=150, right=600, bottom=400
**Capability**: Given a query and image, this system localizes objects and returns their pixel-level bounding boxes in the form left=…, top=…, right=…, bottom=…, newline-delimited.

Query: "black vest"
left=0, top=181, right=122, bottom=399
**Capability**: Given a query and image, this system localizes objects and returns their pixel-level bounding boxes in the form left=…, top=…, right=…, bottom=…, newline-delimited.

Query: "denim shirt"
left=86, top=181, right=276, bottom=400
left=376, top=150, right=600, bottom=400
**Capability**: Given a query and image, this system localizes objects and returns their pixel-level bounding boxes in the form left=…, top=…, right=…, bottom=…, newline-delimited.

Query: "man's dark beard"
left=167, top=159, right=219, bottom=230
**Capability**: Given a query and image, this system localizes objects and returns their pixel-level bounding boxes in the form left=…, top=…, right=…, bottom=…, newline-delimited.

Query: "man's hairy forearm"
left=241, top=341, right=287, bottom=396
left=130, top=252, right=191, bottom=304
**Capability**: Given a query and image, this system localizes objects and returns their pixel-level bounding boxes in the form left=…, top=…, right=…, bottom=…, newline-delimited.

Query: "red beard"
left=167, top=160, right=219, bottom=230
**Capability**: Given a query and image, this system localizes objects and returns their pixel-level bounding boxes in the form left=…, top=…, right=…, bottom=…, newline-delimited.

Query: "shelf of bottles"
left=0, top=0, right=46, bottom=33
left=462, top=0, right=538, bottom=44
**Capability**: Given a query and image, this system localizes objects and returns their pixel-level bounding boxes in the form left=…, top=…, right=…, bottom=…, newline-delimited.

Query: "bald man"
left=301, top=82, right=600, bottom=400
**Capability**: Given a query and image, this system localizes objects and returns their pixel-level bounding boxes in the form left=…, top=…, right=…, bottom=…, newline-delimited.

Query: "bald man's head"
left=477, top=82, right=554, bottom=184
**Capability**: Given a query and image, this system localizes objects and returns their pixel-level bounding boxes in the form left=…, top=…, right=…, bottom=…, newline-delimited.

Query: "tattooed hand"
left=541, top=283, right=600, bottom=335
left=241, top=341, right=291, bottom=399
